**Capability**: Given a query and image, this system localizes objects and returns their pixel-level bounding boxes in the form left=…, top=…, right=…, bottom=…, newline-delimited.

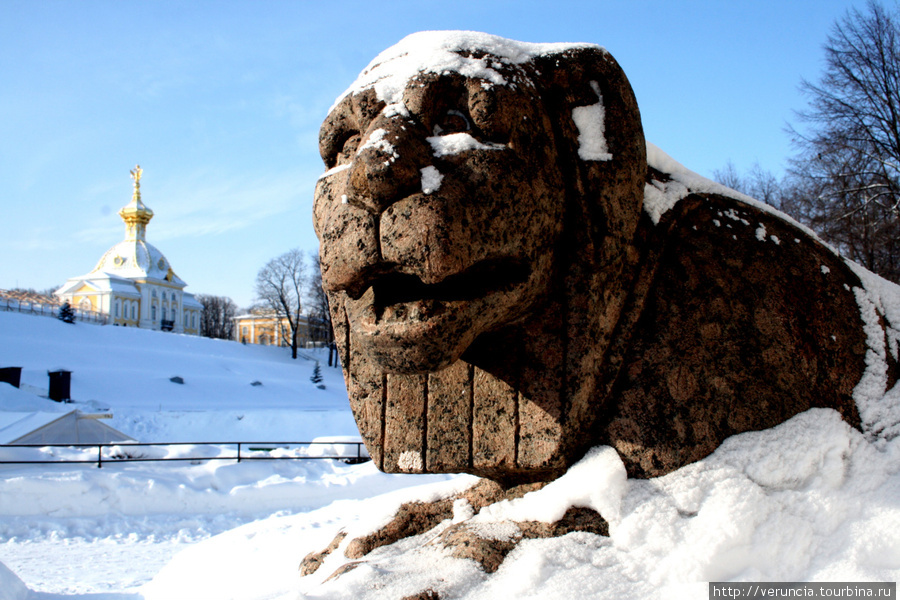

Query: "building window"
left=151, top=305, right=156, bottom=321
left=131, top=304, right=136, bottom=320
left=115, top=300, right=120, bottom=318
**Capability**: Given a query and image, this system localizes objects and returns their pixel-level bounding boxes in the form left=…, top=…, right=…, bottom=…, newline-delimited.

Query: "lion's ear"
left=531, top=47, right=646, bottom=254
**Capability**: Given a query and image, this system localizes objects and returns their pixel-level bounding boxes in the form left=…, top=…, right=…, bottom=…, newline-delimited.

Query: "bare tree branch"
left=786, top=0, right=900, bottom=281
left=255, top=249, right=307, bottom=359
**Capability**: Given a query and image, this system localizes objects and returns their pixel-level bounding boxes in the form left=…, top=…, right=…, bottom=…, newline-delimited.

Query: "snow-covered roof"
left=0, top=410, right=135, bottom=445
left=55, top=272, right=142, bottom=298
left=0, top=412, right=71, bottom=444
left=91, top=239, right=186, bottom=286
left=182, top=292, right=203, bottom=310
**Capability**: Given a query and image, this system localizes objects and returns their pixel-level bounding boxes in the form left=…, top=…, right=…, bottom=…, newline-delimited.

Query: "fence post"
left=98, top=445, right=103, bottom=469
left=237, top=442, right=241, bottom=463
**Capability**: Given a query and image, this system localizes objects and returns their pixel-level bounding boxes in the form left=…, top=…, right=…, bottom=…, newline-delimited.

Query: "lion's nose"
left=347, top=120, right=431, bottom=214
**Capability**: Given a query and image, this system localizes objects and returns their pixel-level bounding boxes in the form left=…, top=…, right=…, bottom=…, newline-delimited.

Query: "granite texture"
left=312, top=41, right=885, bottom=483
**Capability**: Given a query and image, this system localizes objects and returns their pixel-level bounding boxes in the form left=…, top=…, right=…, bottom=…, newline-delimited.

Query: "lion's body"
left=314, top=31, right=894, bottom=483
left=601, top=192, right=874, bottom=477
left=303, top=32, right=900, bottom=579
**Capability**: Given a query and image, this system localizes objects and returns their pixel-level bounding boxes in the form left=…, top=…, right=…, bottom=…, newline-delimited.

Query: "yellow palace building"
left=233, top=310, right=329, bottom=347
left=233, top=310, right=293, bottom=346
left=55, top=166, right=202, bottom=334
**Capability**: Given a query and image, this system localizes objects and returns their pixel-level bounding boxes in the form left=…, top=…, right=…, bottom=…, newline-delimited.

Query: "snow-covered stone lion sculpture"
left=313, top=31, right=899, bottom=486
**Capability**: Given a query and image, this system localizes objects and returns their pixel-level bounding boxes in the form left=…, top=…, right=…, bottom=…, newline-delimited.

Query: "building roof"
left=90, top=239, right=186, bottom=286
left=0, top=412, right=67, bottom=444
left=55, top=272, right=143, bottom=298
left=0, top=410, right=135, bottom=445
left=183, top=292, right=203, bottom=310
left=56, top=166, right=197, bottom=298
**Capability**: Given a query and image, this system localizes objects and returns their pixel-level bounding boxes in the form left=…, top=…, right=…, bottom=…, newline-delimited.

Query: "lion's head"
left=314, top=31, right=645, bottom=375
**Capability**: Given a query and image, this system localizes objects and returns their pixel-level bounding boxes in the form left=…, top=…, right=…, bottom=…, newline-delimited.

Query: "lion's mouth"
left=348, top=258, right=531, bottom=325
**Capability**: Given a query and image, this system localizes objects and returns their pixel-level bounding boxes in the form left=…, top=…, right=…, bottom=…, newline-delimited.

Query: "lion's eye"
left=335, top=133, right=361, bottom=167
left=433, top=110, right=472, bottom=136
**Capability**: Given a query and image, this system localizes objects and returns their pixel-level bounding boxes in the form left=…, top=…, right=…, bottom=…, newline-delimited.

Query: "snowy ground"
left=1, top=303, right=899, bottom=599
left=0, top=312, right=457, bottom=598
left=0, top=455, right=456, bottom=597
left=0, top=309, right=358, bottom=442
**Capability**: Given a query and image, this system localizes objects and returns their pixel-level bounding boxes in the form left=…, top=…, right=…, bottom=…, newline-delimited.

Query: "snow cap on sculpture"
left=334, top=31, right=599, bottom=107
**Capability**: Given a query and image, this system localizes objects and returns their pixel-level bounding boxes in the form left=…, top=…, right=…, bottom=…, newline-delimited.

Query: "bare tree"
left=745, top=163, right=783, bottom=208
left=712, top=161, right=784, bottom=208
left=196, top=294, right=237, bottom=340
left=255, top=248, right=306, bottom=359
left=786, top=0, right=900, bottom=281
left=712, top=160, right=747, bottom=194
left=10, top=286, right=62, bottom=301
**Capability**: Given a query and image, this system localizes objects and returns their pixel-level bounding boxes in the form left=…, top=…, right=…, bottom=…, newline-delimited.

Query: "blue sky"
left=1, top=0, right=865, bottom=307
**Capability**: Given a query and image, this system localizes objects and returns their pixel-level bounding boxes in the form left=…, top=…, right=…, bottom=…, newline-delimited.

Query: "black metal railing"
left=0, top=440, right=369, bottom=468
left=0, top=298, right=108, bottom=325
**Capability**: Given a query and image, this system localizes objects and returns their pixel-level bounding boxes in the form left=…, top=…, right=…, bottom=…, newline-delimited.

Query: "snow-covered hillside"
left=0, top=311, right=356, bottom=442
left=1, top=304, right=899, bottom=599
left=0, top=312, right=458, bottom=597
